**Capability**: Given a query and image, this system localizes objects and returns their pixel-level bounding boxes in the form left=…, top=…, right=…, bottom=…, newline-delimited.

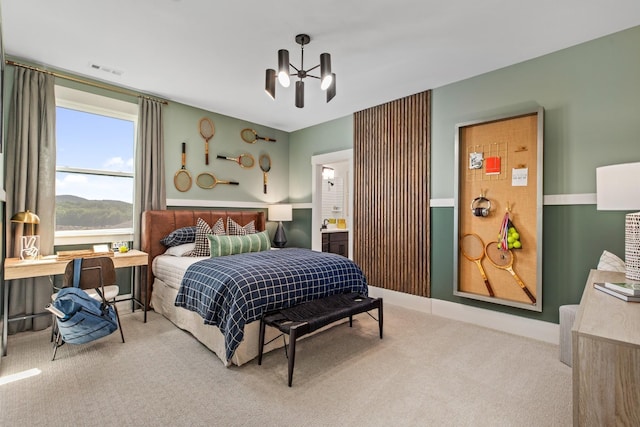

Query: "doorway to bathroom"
left=311, top=149, right=353, bottom=258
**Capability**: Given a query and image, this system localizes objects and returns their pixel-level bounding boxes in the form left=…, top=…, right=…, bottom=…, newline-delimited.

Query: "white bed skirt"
left=150, top=278, right=285, bottom=366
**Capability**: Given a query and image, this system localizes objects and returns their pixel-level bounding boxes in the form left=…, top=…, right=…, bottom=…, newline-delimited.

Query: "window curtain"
left=135, top=97, right=166, bottom=216
left=133, top=98, right=165, bottom=305
left=5, top=67, right=56, bottom=333
left=134, top=97, right=166, bottom=245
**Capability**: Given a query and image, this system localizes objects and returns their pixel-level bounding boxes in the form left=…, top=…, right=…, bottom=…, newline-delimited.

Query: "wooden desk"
left=2, top=250, right=149, bottom=356
left=572, top=269, right=640, bottom=426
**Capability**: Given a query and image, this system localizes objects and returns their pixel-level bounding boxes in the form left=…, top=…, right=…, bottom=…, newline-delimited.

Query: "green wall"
left=430, top=25, right=640, bottom=323
left=5, top=25, right=640, bottom=325
left=163, top=102, right=290, bottom=204
left=289, top=116, right=353, bottom=203
left=4, top=61, right=291, bottom=208
left=286, top=115, right=353, bottom=249
left=289, top=25, right=640, bottom=324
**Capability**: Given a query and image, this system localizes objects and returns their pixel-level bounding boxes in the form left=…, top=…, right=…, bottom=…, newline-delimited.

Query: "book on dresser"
left=594, top=283, right=640, bottom=302
left=603, top=281, right=640, bottom=296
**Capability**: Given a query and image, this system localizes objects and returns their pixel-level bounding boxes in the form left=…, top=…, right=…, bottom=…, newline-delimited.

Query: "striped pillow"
left=207, top=230, right=271, bottom=257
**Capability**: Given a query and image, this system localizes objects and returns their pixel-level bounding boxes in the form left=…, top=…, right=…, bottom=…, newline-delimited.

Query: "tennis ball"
left=119, top=246, right=128, bottom=253
left=512, top=232, right=520, bottom=240
left=513, top=241, right=522, bottom=249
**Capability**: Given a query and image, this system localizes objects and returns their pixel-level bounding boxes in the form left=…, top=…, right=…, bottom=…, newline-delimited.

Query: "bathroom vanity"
left=321, top=230, right=348, bottom=258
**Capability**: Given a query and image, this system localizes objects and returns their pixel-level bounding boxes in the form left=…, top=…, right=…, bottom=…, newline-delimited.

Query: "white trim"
left=293, top=202, right=313, bottom=209
left=0, top=189, right=5, bottom=202
left=429, top=198, right=454, bottom=207
left=167, top=199, right=268, bottom=208
left=367, top=286, right=432, bottom=314
left=56, top=85, right=138, bottom=118
left=166, top=199, right=313, bottom=209
left=367, top=285, right=558, bottom=345
left=543, top=193, right=596, bottom=205
left=430, top=193, right=597, bottom=208
left=55, top=230, right=134, bottom=246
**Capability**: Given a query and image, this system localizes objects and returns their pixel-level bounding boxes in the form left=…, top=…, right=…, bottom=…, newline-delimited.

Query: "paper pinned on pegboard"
left=512, top=168, right=528, bottom=186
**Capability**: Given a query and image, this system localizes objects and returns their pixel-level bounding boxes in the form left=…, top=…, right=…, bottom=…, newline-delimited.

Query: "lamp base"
left=273, top=221, right=287, bottom=249
left=625, top=212, right=640, bottom=280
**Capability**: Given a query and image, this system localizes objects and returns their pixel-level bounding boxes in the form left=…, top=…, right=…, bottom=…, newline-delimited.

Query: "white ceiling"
left=2, top=0, right=640, bottom=132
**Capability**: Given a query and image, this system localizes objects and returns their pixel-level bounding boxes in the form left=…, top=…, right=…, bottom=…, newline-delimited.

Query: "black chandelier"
left=265, top=34, right=336, bottom=108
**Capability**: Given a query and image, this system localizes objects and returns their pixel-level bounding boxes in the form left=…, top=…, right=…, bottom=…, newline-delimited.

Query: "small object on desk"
left=93, top=244, right=110, bottom=253
left=594, top=283, right=640, bottom=302
left=603, top=281, right=640, bottom=296
left=57, top=249, right=114, bottom=261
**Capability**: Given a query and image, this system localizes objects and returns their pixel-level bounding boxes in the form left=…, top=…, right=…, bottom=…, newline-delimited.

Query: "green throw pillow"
left=207, top=230, right=271, bottom=257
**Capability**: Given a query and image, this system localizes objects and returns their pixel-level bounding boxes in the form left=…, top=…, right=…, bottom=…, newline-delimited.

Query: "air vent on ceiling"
left=88, top=62, right=124, bottom=76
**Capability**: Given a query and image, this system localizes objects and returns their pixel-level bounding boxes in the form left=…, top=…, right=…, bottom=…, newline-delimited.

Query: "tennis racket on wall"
left=460, top=233, right=495, bottom=297
left=259, top=154, right=271, bottom=194
left=241, top=128, right=276, bottom=144
left=174, top=142, right=192, bottom=192
left=484, top=242, right=536, bottom=304
left=196, top=173, right=239, bottom=189
left=216, top=153, right=255, bottom=168
left=199, top=118, right=215, bottom=165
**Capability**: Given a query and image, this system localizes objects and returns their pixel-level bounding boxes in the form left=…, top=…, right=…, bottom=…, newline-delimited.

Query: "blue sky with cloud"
left=55, top=107, right=134, bottom=203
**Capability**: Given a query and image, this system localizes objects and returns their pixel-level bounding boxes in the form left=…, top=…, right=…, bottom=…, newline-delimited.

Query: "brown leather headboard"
left=140, top=209, right=266, bottom=306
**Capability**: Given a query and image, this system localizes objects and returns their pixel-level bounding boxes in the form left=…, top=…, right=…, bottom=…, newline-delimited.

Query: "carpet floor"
left=0, top=304, right=572, bottom=426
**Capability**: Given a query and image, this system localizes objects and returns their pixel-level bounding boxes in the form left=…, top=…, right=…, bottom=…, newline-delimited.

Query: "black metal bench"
left=258, top=292, right=383, bottom=386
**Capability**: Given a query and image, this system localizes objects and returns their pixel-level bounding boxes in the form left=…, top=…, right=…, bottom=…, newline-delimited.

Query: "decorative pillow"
left=164, top=242, right=196, bottom=257
left=597, top=250, right=626, bottom=272
left=227, top=217, right=256, bottom=235
left=160, top=226, right=197, bottom=247
left=187, top=217, right=225, bottom=257
left=208, top=230, right=271, bottom=257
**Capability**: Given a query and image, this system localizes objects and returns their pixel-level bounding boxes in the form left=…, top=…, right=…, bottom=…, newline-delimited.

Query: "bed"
left=141, top=209, right=368, bottom=366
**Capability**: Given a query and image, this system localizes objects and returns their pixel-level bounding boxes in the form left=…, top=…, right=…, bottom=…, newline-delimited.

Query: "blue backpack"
left=52, top=259, right=118, bottom=345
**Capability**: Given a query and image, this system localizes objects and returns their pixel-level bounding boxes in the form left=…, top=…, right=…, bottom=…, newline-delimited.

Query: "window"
left=55, top=86, right=138, bottom=245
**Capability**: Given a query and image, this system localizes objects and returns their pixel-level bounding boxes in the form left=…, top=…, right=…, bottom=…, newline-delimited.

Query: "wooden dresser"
left=572, top=269, right=640, bottom=426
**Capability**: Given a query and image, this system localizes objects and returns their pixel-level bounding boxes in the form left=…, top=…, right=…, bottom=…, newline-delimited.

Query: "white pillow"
left=164, top=242, right=196, bottom=257
left=597, top=250, right=626, bottom=272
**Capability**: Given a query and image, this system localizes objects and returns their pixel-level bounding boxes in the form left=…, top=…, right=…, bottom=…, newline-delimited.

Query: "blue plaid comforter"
left=174, top=248, right=368, bottom=361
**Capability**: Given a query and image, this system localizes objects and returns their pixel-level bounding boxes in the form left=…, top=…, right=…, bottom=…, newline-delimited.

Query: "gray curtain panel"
left=134, top=98, right=166, bottom=251
left=135, top=97, right=166, bottom=215
left=5, top=68, right=56, bottom=333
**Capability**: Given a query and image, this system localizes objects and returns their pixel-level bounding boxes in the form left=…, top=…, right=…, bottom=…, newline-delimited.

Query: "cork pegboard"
left=454, top=108, right=543, bottom=311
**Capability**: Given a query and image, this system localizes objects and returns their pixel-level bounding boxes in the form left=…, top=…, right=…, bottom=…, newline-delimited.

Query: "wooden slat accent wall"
left=353, top=91, right=431, bottom=297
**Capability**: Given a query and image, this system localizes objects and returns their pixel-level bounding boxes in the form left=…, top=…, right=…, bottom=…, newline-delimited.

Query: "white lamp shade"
left=596, top=162, right=640, bottom=211
left=268, top=204, right=293, bottom=222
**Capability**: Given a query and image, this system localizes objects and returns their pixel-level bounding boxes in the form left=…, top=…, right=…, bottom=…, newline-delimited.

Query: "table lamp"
left=268, top=204, right=292, bottom=248
left=11, top=210, right=41, bottom=260
left=596, top=162, right=640, bottom=280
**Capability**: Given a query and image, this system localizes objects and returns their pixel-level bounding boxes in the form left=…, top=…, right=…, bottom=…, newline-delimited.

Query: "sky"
left=56, top=107, right=134, bottom=203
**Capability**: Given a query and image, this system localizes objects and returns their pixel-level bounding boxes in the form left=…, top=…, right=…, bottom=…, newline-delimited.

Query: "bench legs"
left=288, top=325, right=300, bottom=387
left=378, top=299, right=384, bottom=339
left=259, top=297, right=383, bottom=387
left=258, top=314, right=266, bottom=365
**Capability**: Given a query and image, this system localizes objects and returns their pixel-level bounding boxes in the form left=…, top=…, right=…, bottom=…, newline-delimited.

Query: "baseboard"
left=367, top=285, right=559, bottom=345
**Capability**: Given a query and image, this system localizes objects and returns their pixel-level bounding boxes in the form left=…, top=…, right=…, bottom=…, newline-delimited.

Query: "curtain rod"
left=5, top=59, right=169, bottom=105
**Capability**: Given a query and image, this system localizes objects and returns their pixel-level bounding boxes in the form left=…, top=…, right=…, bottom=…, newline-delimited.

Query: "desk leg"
left=141, top=265, right=148, bottom=323
left=2, top=279, right=8, bottom=357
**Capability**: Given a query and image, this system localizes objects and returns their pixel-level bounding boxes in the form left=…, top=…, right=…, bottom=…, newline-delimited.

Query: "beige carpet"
left=0, top=304, right=572, bottom=426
